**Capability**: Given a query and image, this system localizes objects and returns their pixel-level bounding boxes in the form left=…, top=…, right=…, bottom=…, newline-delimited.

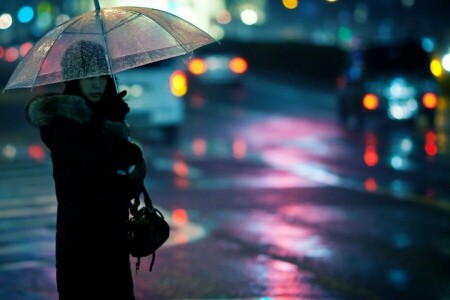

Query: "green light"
left=338, top=26, right=352, bottom=42
left=37, top=2, right=51, bottom=14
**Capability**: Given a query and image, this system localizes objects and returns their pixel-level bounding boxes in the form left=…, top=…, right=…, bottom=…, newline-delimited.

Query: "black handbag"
left=127, top=185, right=170, bottom=273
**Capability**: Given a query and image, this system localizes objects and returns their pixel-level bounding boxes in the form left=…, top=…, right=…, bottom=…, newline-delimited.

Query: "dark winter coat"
left=26, top=94, right=142, bottom=300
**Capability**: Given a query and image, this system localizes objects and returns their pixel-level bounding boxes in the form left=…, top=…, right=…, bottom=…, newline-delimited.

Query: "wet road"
left=0, top=73, right=449, bottom=299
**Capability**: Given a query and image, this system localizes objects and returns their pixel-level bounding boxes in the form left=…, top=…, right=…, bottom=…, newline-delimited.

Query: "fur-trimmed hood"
left=26, top=94, right=92, bottom=127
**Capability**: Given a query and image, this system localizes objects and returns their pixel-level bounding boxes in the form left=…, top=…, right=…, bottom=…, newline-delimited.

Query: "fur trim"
left=26, top=94, right=92, bottom=127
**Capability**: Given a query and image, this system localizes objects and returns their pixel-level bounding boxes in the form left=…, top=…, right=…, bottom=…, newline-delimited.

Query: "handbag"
left=127, top=184, right=170, bottom=273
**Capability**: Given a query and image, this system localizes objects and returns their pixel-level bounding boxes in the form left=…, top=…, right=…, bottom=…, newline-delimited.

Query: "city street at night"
left=2, top=1, right=450, bottom=300
left=0, top=71, right=449, bottom=299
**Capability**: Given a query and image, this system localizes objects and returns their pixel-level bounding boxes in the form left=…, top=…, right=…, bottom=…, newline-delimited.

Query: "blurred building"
left=1, top=0, right=450, bottom=69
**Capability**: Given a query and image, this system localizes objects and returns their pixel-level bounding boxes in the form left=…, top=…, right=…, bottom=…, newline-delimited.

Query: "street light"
left=282, top=0, right=298, bottom=9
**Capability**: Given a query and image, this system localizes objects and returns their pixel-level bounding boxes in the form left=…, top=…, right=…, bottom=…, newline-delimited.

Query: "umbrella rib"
left=31, top=15, right=84, bottom=88
left=140, top=13, right=190, bottom=54
left=105, top=13, right=141, bottom=34
left=96, top=9, right=116, bottom=88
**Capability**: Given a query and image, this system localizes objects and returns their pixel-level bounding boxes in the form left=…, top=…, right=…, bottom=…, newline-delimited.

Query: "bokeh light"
left=0, top=14, right=13, bottom=30
left=28, top=144, right=46, bottom=161
left=430, top=59, right=443, bottom=77
left=364, top=146, right=379, bottom=167
left=441, top=53, right=450, bottom=72
left=55, top=14, right=70, bottom=26
left=173, top=160, right=189, bottom=177
left=364, top=177, right=378, bottom=192
left=188, top=58, right=207, bottom=75
left=216, top=10, right=232, bottom=25
left=283, top=0, right=298, bottom=10
left=172, top=209, right=188, bottom=224
left=192, top=138, right=207, bottom=156
left=2, top=144, right=17, bottom=159
left=229, top=57, right=248, bottom=74
left=19, top=42, right=33, bottom=57
left=170, top=71, right=188, bottom=97
left=240, top=9, right=258, bottom=25
left=338, top=26, right=352, bottom=42
left=18, top=6, right=34, bottom=23
left=5, top=47, right=19, bottom=62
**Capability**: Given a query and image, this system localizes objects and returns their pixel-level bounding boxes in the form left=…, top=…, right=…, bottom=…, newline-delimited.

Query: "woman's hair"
left=61, top=40, right=109, bottom=81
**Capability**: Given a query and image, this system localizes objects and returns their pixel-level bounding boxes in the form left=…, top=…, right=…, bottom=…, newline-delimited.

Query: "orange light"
left=422, top=92, right=438, bottom=109
left=170, top=70, right=188, bottom=97
left=229, top=57, right=248, bottom=74
left=188, top=58, right=207, bottom=75
left=172, top=208, right=188, bottom=224
left=173, top=160, right=189, bottom=177
left=283, top=0, right=298, bottom=9
left=363, top=93, right=379, bottom=110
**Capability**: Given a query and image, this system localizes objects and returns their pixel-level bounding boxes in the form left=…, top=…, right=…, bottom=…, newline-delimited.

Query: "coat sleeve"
left=44, top=118, right=105, bottom=185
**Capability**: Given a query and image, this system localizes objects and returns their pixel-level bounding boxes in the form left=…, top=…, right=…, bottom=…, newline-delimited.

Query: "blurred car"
left=115, top=59, right=188, bottom=144
left=182, top=42, right=248, bottom=87
left=336, top=40, right=440, bottom=128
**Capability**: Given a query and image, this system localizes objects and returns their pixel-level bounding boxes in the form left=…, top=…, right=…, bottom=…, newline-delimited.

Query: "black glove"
left=104, top=90, right=130, bottom=122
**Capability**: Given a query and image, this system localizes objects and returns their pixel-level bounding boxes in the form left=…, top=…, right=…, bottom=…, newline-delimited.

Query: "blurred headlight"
left=229, top=57, right=248, bottom=74
left=422, top=92, right=438, bottom=109
left=188, top=58, right=207, bottom=75
left=385, top=78, right=416, bottom=99
left=170, top=70, right=188, bottom=97
left=363, top=93, right=379, bottom=110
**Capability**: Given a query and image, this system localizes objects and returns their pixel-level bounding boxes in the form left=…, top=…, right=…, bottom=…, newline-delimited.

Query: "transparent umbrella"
left=4, top=0, right=215, bottom=91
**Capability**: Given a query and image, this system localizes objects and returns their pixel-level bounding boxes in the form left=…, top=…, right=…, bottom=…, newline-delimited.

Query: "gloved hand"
left=104, top=90, right=130, bottom=122
left=102, top=119, right=130, bottom=139
left=128, top=159, right=146, bottom=181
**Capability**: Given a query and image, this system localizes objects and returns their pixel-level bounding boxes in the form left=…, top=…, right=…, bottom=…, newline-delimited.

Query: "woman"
left=26, top=41, right=144, bottom=300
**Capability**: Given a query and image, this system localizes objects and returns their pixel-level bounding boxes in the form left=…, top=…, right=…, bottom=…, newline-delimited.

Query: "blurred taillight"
left=188, top=58, right=207, bottom=75
left=28, top=144, right=46, bottom=161
left=229, top=57, right=248, bottom=74
left=422, top=92, right=438, bottom=109
left=170, top=71, right=188, bottom=97
left=363, top=93, right=379, bottom=110
left=336, top=75, right=347, bottom=89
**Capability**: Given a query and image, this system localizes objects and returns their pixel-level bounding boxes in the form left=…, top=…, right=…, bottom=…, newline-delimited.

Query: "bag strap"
left=135, top=252, right=156, bottom=275
left=129, top=182, right=154, bottom=216
left=142, top=185, right=154, bottom=210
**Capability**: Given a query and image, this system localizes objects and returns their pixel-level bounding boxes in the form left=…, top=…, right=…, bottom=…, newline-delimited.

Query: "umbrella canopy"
left=4, top=5, right=215, bottom=90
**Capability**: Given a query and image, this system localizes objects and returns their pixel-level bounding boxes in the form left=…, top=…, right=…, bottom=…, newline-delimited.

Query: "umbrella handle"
left=94, top=0, right=101, bottom=13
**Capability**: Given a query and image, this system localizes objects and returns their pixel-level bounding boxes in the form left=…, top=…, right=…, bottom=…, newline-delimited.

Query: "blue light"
left=421, top=37, right=435, bottom=53
left=18, top=6, right=34, bottom=23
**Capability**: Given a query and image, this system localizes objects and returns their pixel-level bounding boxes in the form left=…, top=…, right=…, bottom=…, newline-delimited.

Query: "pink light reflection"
left=233, top=137, right=247, bottom=160
left=192, top=138, right=207, bottom=156
left=240, top=210, right=332, bottom=258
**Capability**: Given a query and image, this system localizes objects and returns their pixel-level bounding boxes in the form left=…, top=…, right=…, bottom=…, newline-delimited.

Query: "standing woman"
left=26, top=41, right=145, bottom=300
